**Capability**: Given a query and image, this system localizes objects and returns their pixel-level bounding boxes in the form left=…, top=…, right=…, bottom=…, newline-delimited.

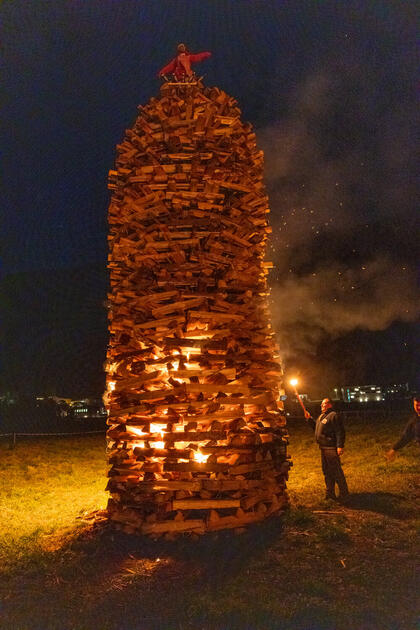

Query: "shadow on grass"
left=3, top=516, right=303, bottom=630
left=345, top=491, right=414, bottom=518
left=3, top=509, right=417, bottom=630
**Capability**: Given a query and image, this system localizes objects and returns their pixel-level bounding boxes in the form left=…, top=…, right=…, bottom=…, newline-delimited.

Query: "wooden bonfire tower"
left=105, top=78, right=291, bottom=537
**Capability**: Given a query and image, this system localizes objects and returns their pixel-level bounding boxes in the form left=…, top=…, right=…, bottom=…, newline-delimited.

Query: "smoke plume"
left=259, top=66, right=418, bottom=369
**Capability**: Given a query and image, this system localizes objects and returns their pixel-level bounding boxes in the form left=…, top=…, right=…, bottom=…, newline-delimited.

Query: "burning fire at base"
left=104, top=78, right=291, bottom=537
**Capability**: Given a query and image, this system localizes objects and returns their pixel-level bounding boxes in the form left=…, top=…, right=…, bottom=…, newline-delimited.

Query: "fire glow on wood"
left=104, top=78, right=292, bottom=537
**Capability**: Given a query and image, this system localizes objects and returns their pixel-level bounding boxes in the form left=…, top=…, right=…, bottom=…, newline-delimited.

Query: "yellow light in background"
left=289, top=378, right=298, bottom=387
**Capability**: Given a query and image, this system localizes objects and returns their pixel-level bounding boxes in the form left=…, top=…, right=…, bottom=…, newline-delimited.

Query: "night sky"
left=2, top=1, right=418, bottom=399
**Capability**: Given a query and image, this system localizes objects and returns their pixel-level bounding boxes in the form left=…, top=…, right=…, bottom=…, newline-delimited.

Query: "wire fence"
left=0, top=429, right=106, bottom=448
left=0, top=406, right=408, bottom=449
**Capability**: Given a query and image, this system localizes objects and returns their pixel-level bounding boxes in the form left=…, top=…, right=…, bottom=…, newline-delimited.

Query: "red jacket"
left=158, top=51, right=211, bottom=80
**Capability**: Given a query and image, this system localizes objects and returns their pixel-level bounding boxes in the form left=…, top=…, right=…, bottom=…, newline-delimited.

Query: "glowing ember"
left=194, top=450, right=209, bottom=464
left=127, top=426, right=146, bottom=436
left=107, top=362, right=118, bottom=375
left=150, top=423, right=165, bottom=435
left=108, top=381, right=116, bottom=391
left=150, top=441, right=165, bottom=449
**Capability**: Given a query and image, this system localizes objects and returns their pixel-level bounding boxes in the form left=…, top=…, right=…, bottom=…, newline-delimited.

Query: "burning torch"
left=289, top=378, right=308, bottom=417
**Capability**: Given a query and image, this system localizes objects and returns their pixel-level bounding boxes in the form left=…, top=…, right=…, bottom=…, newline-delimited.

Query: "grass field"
left=0, top=415, right=418, bottom=630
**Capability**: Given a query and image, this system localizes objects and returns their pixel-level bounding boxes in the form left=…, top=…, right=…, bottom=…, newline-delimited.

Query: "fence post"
left=10, top=432, right=16, bottom=449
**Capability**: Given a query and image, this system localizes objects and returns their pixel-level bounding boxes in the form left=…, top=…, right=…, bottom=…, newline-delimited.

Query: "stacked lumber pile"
left=105, top=80, right=291, bottom=537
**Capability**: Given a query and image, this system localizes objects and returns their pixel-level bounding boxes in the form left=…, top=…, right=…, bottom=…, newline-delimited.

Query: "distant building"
left=70, top=399, right=106, bottom=420
left=341, top=383, right=409, bottom=403
left=382, top=383, right=410, bottom=400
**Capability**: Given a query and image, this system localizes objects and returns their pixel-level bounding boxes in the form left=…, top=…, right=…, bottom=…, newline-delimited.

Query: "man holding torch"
left=290, top=380, right=349, bottom=502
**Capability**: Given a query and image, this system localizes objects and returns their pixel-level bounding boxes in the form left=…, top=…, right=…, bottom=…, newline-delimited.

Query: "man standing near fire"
left=386, top=396, right=420, bottom=460
left=305, top=398, right=350, bottom=502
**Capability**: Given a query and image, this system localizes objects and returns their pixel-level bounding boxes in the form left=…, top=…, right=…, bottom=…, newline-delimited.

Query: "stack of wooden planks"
left=105, top=80, right=291, bottom=537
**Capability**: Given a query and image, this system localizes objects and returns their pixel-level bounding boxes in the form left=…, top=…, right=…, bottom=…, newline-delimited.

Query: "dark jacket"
left=393, top=414, right=420, bottom=451
left=307, top=410, right=346, bottom=448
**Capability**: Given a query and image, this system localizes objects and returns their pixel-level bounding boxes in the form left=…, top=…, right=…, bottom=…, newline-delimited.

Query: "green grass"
left=0, top=436, right=107, bottom=570
left=0, top=417, right=419, bottom=630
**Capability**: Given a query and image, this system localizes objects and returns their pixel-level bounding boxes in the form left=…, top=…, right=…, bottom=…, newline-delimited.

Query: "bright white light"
left=150, top=423, right=165, bottom=435
left=127, top=426, right=146, bottom=436
left=289, top=378, right=298, bottom=387
left=150, top=441, right=165, bottom=449
left=194, top=450, right=209, bottom=464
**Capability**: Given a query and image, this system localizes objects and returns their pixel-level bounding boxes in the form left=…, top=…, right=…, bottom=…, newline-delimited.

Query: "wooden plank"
left=152, top=297, right=205, bottom=317
left=207, top=179, right=252, bottom=193
left=141, top=519, right=205, bottom=534
left=189, top=310, right=245, bottom=322
left=135, top=316, right=185, bottom=329
left=135, top=480, right=203, bottom=492
left=206, top=511, right=263, bottom=532
left=172, top=499, right=240, bottom=510
left=108, top=405, right=149, bottom=418
left=163, top=462, right=229, bottom=472
left=162, top=431, right=226, bottom=442
left=113, top=371, right=161, bottom=391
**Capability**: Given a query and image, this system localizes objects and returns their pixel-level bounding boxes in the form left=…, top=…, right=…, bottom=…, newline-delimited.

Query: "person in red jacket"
left=158, top=43, right=211, bottom=81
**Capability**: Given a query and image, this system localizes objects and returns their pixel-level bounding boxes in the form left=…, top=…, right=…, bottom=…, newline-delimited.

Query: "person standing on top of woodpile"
left=304, top=398, right=349, bottom=502
left=158, top=43, right=211, bottom=82
left=386, top=396, right=420, bottom=460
